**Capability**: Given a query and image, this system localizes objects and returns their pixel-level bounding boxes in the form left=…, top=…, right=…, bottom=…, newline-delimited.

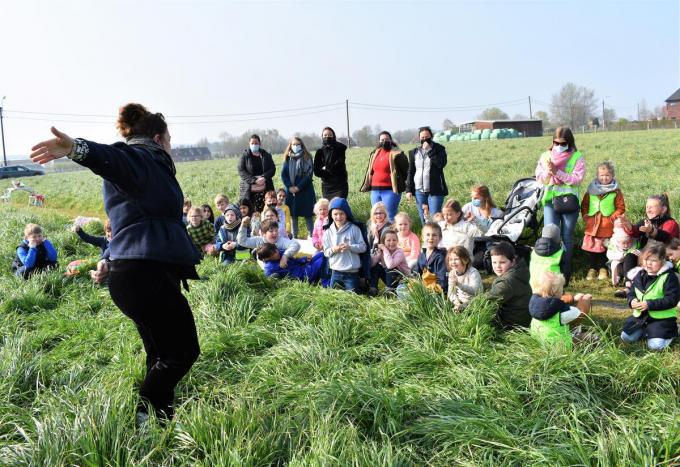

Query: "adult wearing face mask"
left=313, top=127, right=348, bottom=200
left=406, top=126, right=449, bottom=224
left=238, top=134, right=276, bottom=212
left=359, top=131, right=409, bottom=221
left=281, top=137, right=317, bottom=238
left=535, top=127, right=585, bottom=282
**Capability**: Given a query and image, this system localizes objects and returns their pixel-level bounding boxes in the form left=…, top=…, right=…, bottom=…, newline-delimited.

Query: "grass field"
left=1, top=129, right=679, bottom=465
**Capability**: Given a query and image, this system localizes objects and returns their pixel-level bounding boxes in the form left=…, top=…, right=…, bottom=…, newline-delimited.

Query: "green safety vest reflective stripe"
left=541, top=151, right=582, bottom=206
left=530, top=249, right=563, bottom=285
left=633, top=272, right=678, bottom=319
left=587, top=192, right=617, bottom=217
left=530, top=313, right=572, bottom=348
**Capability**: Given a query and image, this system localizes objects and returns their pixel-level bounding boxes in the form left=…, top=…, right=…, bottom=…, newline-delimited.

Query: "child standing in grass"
left=186, top=206, right=216, bottom=256
left=622, top=243, right=679, bottom=351
left=581, top=161, right=625, bottom=281
left=322, top=197, right=367, bottom=292
left=446, top=245, right=483, bottom=311
left=529, top=271, right=591, bottom=349
left=276, top=188, right=293, bottom=238
left=486, top=241, right=531, bottom=329
left=312, top=198, right=330, bottom=250
left=394, top=211, right=420, bottom=270
left=416, top=222, right=448, bottom=294
left=12, top=223, right=58, bottom=279
left=438, top=199, right=482, bottom=257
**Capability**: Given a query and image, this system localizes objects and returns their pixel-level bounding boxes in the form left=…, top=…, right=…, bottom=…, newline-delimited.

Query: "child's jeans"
left=330, top=270, right=359, bottom=292
left=621, top=329, right=673, bottom=350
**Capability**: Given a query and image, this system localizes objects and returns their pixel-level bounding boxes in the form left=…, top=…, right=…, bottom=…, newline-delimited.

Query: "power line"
left=350, top=98, right=528, bottom=111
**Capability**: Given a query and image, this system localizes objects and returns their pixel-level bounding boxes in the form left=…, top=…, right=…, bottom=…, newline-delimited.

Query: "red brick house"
left=664, top=88, right=680, bottom=119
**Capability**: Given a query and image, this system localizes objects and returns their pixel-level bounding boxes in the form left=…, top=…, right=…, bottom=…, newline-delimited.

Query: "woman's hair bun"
left=116, top=103, right=167, bottom=139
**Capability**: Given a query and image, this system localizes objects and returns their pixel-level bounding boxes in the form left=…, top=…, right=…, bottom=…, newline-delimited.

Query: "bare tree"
left=550, top=82, right=597, bottom=129
left=441, top=118, right=455, bottom=130
left=534, top=110, right=550, bottom=127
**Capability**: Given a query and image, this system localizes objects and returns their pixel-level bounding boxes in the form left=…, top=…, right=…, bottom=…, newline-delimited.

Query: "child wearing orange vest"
left=581, top=161, right=625, bottom=281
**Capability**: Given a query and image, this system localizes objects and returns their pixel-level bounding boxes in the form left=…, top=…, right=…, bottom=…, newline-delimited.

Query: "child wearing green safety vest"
left=529, top=271, right=591, bottom=349
left=530, top=224, right=569, bottom=288
left=581, top=161, right=625, bottom=282
left=622, top=243, right=680, bottom=351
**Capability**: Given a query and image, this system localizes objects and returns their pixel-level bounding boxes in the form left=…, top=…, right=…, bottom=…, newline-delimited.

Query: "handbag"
left=552, top=193, right=579, bottom=214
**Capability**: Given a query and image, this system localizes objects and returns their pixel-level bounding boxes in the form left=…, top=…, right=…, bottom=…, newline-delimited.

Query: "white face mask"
left=553, top=144, right=568, bottom=154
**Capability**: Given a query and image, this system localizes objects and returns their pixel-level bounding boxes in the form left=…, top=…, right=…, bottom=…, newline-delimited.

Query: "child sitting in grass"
left=415, top=221, right=448, bottom=294
left=73, top=219, right=112, bottom=258
left=394, top=212, right=420, bottom=270
left=486, top=241, right=531, bottom=330
left=370, top=229, right=410, bottom=293
left=622, top=243, right=679, bottom=351
left=530, top=224, right=569, bottom=287
left=238, top=218, right=300, bottom=269
left=12, top=223, right=58, bottom=279
left=446, top=245, right=483, bottom=311
left=182, top=198, right=192, bottom=226
left=666, top=238, right=680, bottom=276
left=186, top=206, right=216, bottom=256
left=438, top=199, right=482, bottom=257
left=322, top=197, right=367, bottom=292
left=215, top=204, right=245, bottom=265
left=213, top=193, right=230, bottom=232
left=255, top=242, right=326, bottom=283
left=606, top=216, right=638, bottom=286
left=529, top=271, right=591, bottom=349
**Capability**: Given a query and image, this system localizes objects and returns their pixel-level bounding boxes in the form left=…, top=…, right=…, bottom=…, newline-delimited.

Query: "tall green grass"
left=1, top=130, right=680, bottom=464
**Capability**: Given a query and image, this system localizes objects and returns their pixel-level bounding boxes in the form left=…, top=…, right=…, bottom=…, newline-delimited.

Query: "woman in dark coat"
left=406, top=126, right=449, bottom=224
left=30, top=103, right=201, bottom=425
left=281, top=136, right=316, bottom=238
left=313, top=127, right=348, bottom=200
left=238, top=134, right=276, bottom=212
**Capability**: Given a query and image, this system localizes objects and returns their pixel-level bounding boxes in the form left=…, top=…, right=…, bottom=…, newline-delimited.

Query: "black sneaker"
left=614, top=289, right=628, bottom=299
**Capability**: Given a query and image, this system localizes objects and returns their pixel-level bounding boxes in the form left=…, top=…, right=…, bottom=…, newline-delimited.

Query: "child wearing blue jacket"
left=256, top=243, right=326, bottom=283
left=12, top=223, right=58, bottom=279
left=215, top=204, right=246, bottom=264
left=73, top=219, right=112, bottom=258
left=416, top=221, right=448, bottom=294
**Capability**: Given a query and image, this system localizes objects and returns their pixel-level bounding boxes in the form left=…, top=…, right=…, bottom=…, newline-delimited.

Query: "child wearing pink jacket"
left=370, top=229, right=411, bottom=292
left=312, top=198, right=329, bottom=250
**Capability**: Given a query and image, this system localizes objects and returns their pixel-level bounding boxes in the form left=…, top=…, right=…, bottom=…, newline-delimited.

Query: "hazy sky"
left=1, top=0, right=678, bottom=156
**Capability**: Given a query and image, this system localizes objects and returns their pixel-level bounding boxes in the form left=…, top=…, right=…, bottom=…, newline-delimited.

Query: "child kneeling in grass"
left=12, top=223, right=58, bottom=279
left=256, top=243, right=326, bottom=283
left=322, top=197, right=366, bottom=292
left=486, top=241, right=531, bottom=330
left=622, top=243, right=679, bottom=351
left=529, top=271, right=591, bottom=349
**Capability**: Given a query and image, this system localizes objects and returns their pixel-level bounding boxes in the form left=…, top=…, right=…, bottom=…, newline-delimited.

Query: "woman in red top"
left=360, top=131, right=408, bottom=221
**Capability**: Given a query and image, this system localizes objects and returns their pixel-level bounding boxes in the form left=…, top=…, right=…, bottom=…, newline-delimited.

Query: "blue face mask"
left=472, top=199, right=482, bottom=208
left=291, top=144, right=302, bottom=154
left=250, top=144, right=260, bottom=153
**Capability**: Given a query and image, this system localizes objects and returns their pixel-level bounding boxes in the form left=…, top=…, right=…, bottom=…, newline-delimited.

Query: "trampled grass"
left=1, top=129, right=680, bottom=464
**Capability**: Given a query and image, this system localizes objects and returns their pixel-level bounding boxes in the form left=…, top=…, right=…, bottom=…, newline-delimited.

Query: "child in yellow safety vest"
left=529, top=271, right=591, bottom=349
left=530, top=224, right=569, bottom=287
left=581, top=161, right=625, bottom=281
left=621, top=243, right=679, bottom=351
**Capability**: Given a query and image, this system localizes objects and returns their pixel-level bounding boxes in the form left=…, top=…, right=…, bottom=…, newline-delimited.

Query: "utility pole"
left=0, top=96, right=6, bottom=167
left=637, top=103, right=640, bottom=121
left=345, top=99, right=351, bottom=148
left=602, top=99, right=606, bottom=131
left=528, top=96, right=532, bottom=119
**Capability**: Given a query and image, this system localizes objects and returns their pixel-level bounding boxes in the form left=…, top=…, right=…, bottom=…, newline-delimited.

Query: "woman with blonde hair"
left=281, top=136, right=317, bottom=238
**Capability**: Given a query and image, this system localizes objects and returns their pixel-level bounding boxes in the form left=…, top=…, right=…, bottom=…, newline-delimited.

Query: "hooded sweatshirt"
left=322, top=198, right=367, bottom=272
left=487, top=258, right=532, bottom=329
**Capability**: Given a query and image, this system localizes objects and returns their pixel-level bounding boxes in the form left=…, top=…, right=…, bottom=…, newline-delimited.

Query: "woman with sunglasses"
left=535, top=127, right=586, bottom=283
left=30, top=103, right=201, bottom=426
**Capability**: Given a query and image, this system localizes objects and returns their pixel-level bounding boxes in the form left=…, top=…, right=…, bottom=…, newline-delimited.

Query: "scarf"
left=225, top=218, right=241, bottom=230
left=587, top=178, right=619, bottom=196
left=287, top=152, right=311, bottom=184
left=550, top=147, right=575, bottom=168
left=126, top=136, right=177, bottom=174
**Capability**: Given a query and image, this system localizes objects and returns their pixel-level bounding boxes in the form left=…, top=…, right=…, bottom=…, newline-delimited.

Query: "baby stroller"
left=473, top=177, right=545, bottom=273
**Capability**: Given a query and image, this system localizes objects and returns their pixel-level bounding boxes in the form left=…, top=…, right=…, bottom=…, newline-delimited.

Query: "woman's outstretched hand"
left=30, top=127, right=74, bottom=164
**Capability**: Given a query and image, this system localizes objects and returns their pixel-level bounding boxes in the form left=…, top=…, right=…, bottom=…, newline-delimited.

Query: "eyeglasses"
left=553, top=141, right=567, bottom=146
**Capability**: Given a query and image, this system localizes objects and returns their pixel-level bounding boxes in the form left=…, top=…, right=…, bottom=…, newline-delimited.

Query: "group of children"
left=11, top=157, right=680, bottom=352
